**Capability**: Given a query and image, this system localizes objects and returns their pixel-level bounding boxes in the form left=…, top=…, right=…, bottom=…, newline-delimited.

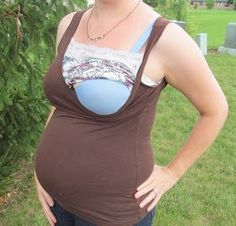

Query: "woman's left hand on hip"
left=134, top=164, right=180, bottom=212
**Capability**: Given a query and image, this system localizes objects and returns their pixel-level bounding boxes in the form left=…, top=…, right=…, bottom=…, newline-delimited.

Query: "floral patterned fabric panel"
left=62, top=38, right=145, bottom=92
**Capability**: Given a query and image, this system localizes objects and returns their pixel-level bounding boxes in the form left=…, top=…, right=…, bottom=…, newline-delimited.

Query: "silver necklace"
left=86, top=0, right=141, bottom=42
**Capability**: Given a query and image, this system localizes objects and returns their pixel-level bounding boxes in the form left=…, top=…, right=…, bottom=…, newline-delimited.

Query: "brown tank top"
left=34, top=9, right=171, bottom=226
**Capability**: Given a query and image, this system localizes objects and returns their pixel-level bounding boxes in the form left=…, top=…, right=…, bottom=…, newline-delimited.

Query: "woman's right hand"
left=34, top=171, right=57, bottom=225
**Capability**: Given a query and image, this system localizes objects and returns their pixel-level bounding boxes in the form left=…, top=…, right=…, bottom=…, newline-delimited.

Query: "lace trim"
left=63, top=39, right=145, bottom=91
left=63, top=38, right=163, bottom=90
left=71, top=37, right=144, bottom=58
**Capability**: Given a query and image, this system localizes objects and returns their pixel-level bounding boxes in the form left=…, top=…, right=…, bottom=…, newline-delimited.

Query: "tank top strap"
left=132, top=16, right=171, bottom=93
left=130, top=17, right=159, bottom=53
left=57, top=9, right=87, bottom=54
left=141, top=16, right=171, bottom=67
left=150, top=16, right=171, bottom=45
left=140, top=16, right=171, bottom=67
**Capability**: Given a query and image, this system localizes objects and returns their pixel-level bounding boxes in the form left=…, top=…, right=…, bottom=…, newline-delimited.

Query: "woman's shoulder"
left=57, top=11, right=78, bottom=35
left=55, top=11, right=83, bottom=51
left=155, top=20, right=198, bottom=58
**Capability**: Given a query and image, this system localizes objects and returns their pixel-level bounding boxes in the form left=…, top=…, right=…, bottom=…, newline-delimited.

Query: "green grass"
left=191, top=9, right=236, bottom=49
left=0, top=159, right=47, bottom=226
left=0, top=9, right=236, bottom=226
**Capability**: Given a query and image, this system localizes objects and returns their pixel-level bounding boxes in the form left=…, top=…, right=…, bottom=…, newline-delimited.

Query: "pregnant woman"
left=33, top=0, right=228, bottom=225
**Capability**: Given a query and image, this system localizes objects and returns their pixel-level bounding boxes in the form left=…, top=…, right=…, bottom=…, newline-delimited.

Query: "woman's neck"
left=93, top=0, right=141, bottom=21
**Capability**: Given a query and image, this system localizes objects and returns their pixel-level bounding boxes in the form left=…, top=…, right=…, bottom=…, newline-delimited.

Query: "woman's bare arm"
left=157, top=23, right=228, bottom=178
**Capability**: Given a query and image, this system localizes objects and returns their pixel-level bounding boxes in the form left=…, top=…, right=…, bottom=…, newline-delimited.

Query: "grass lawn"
left=0, top=8, right=236, bottom=226
left=191, top=9, right=236, bottom=49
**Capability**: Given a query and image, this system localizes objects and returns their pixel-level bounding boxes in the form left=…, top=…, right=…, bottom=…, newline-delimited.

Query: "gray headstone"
left=218, top=23, right=236, bottom=57
left=224, top=23, right=236, bottom=49
left=170, top=20, right=187, bottom=30
left=195, top=33, right=208, bottom=55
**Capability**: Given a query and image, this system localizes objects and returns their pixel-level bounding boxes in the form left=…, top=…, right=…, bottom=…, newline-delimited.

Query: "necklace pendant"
left=88, top=34, right=105, bottom=41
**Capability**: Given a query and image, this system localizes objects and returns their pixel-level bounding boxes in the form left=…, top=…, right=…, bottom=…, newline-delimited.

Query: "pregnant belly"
left=34, top=111, right=154, bottom=224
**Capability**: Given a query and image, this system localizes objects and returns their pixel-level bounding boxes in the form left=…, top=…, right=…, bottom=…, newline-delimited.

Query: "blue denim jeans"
left=49, top=200, right=157, bottom=226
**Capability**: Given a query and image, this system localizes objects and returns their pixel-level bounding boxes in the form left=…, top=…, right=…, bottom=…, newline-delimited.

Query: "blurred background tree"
left=205, top=0, right=216, bottom=9
left=144, top=0, right=196, bottom=34
left=143, top=0, right=159, bottom=7
left=0, top=0, right=87, bottom=195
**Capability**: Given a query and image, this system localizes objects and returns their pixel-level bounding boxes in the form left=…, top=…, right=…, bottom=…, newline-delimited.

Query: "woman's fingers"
left=136, top=171, right=157, bottom=191
left=135, top=179, right=164, bottom=199
left=138, top=190, right=157, bottom=208
left=35, top=179, right=54, bottom=206
left=136, top=178, right=153, bottom=191
left=40, top=193, right=57, bottom=224
left=135, top=182, right=153, bottom=199
left=42, top=200, right=57, bottom=224
left=34, top=172, right=57, bottom=225
left=41, top=189, right=54, bottom=207
left=43, top=207, right=55, bottom=226
left=147, top=193, right=162, bottom=212
left=133, top=164, right=180, bottom=214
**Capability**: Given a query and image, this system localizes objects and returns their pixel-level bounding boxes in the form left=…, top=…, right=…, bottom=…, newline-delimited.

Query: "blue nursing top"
left=63, top=17, right=158, bottom=115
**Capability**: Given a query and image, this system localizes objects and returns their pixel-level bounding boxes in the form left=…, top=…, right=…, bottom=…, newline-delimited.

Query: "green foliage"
left=0, top=0, right=86, bottom=194
left=155, top=0, right=189, bottom=21
left=155, top=0, right=196, bottom=35
left=143, top=0, right=159, bottom=7
left=205, top=0, right=215, bottom=9
left=234, top=0, right=236, bottom=10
